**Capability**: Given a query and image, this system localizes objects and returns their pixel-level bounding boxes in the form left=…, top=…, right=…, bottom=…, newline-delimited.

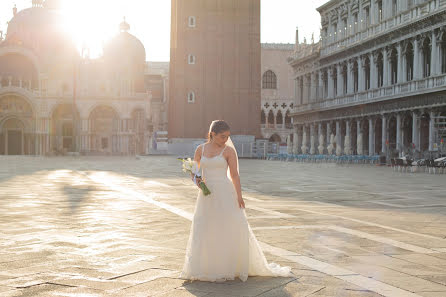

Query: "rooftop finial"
left=119, top=16, right=130, bottom=32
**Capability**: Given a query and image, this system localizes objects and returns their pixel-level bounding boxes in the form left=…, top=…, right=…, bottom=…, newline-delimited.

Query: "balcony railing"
left=293, top=73, right=446, bottom=113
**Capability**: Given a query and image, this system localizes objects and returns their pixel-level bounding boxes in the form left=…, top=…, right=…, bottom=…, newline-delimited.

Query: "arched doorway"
left=361, top=118, right=369, bottom=155
left=89, top=105, right=119, bottom=154
left=269, top=134, right=281, bottom=143
left=388, top=116, right=397, bottom=152
left=420, top=113, right=430, bottom=153
left=267, top=110, right=274, bottom=128
left=351, top=121, right=357, bottom=154
left=260, top=110, right=266, bottom=125
left=375, top=118, right=382, bottom=154
left=1, top=118, right=24, bottom=155
left=0, top=95, right=34, bottom=155
left=276, top=110, right=283, bottom=128
left=51, top=104, right=79, bottom=153
left=402, top=113, right=413, bottom=153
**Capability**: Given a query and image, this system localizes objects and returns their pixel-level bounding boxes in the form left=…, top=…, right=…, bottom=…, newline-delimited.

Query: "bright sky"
left=0, top=0, right=328, bottom=61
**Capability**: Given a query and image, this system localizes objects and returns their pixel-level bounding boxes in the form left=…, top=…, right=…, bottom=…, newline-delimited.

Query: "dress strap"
left=201, top=144, right=206, bottom=157
left=219, top=145, right=227, bottom=156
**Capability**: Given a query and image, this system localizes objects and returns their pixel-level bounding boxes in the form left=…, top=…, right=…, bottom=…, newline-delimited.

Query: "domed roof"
left=103, top=19, right=146, bottom=62
left=6, top=6, right=62, bottom=39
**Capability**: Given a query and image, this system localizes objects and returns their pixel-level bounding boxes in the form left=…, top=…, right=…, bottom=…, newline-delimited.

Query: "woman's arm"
left=192, top=145, right=203, bottom=187
left=226, top=147, right=245, bottom=208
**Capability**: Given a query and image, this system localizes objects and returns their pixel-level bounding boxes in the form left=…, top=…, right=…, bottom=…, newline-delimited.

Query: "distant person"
left=181, top=120, right=291, bottom=282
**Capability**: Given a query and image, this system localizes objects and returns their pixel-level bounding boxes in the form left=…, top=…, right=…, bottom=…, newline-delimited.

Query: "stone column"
left=381, top=115, right=387, bottom=154
left=414, top=37, right=420, bottom=80
left=412, top=111, right=419, bottom=150
left=318, top=123, right=322, bottom=151
left=397, top=43, right=404, bottom=83
left=328, top=67, right=335, bottom=98
left=357, top=119, right=361, bottom=155
left=431, top=30, right=438, bottom=76
left=303, top=75, right=310, bottom=104
left=318, top=70, right=324, bottom=101
left=310, top=72, right=317, bottom=102
left=396, top=113, right=402, bottom=154
left=295, top=77, right=300, bottom=104
left=336, top=121, right=341, bottom=152
left=358, top=57, right=364, bottom=92
left=326, top=122, right=331, bottom=146
left=310, top=124, right=316, bottom=154
left=370, top=53, right=377, bottom=89
left=337, top=64, right=343, bottom=96
left=369, top=118, right=374, bottom=156
left=383, top=47, right=389, bottom=86
left=429, top=111, right=435, bottom=151
left=293, top=126, right=299, bottom=154
left=347, top=60, right=354, bottom=94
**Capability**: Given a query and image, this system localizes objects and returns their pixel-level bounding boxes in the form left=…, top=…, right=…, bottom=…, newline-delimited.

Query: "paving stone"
left=1, top=156, right=446, bottom=296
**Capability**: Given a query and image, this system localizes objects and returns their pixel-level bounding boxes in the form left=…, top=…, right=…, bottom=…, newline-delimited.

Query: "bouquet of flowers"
left=181, top=158, right=211, bottom=196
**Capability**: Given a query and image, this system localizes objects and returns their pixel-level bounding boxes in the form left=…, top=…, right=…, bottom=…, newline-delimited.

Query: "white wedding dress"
left=181, top=144, right=291, bottom=282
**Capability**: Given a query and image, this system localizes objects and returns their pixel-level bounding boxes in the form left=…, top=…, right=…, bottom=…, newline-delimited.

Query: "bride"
left=181, top=120, right=291, bottom=282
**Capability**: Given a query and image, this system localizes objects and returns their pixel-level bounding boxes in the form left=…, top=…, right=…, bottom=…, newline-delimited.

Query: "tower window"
left=188, top=54, right=196, bottom=64
left=188, top=16, right=196, bottom=28
left=187, top=91, right=195, bottom=103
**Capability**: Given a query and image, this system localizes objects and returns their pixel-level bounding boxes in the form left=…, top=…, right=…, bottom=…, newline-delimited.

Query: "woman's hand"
left=194, top=176, right=203, bottom=188
left=237, top=197, right=245, bottom=209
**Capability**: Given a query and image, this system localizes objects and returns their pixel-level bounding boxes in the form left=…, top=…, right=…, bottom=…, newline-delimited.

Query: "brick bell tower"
left=169, top=0, right=261, bottom=140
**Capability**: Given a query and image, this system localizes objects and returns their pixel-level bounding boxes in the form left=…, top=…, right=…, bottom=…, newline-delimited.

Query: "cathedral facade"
left=290, top=0, right=446, bottom=158
left=0, top=0, right=156, bottom=155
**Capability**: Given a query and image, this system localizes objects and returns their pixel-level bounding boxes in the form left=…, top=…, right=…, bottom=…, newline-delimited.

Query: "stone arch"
left=267, top=109, right=274, bottom=127
left=401, top=113, right=413, bottom=152
left=0, top=46, right=42, bottom=76
left=374, top=117, right=382, bottom=154
left=260, top=109, right=266, bottom=125
left=420, top=112, right=430, bottom=153
left=88, top=105, right=120, bottom=154
left=269, top=133, right=281, bottom=143
left=50, top=104, right=80, bottom=153
left=276, top=110, right=283, bottom=127
left=0, top=117, right=25, bottom=155
left=387, top=114, right=397, bottom=151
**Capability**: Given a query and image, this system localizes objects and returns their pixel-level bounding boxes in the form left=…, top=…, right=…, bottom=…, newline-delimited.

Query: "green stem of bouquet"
left=198, top=181, right=211, bottom=196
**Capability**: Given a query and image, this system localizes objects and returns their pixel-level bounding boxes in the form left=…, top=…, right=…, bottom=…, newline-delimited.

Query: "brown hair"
left=207, top=120, right=230, bottom=141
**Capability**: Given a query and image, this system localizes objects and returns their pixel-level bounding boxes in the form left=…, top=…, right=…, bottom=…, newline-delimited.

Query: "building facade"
left=261, top=43, right=295, bottom=145
left=168, top=0, right=261, bottom=144
left=290, top=0, right=446, bottom=157
left=0, top=1, right=156, bottom=155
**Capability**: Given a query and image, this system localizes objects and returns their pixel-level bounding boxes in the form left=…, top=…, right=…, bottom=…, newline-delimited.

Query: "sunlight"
left=60, top=0, right=123, bottom=58
left=56, top=0, right=171, bottom=60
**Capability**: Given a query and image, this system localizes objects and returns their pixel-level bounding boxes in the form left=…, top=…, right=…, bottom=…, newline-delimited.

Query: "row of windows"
left=323, top=0, right=401, bottom=42
left=296, top=33, right=445, bottom=101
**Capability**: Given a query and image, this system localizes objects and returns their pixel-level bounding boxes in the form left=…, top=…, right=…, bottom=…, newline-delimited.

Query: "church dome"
left=4, top=4, right=76, bottom=57
left=103, top=18, right=146, bottom=62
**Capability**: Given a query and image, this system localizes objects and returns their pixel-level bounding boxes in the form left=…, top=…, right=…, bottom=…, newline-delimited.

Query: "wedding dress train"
left=181, top=145, right=291, bottom=282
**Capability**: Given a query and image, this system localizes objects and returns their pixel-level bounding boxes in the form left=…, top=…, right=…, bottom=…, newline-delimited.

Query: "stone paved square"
left=0, top=156, right=446, bottom=296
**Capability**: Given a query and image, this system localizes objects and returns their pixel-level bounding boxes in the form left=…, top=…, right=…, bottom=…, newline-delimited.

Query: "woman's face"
left=212, top=130, right=230, bottom=145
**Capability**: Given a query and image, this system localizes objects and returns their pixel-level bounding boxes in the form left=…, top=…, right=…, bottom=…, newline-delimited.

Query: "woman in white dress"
left=181, top=120, right=291, bottom=282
